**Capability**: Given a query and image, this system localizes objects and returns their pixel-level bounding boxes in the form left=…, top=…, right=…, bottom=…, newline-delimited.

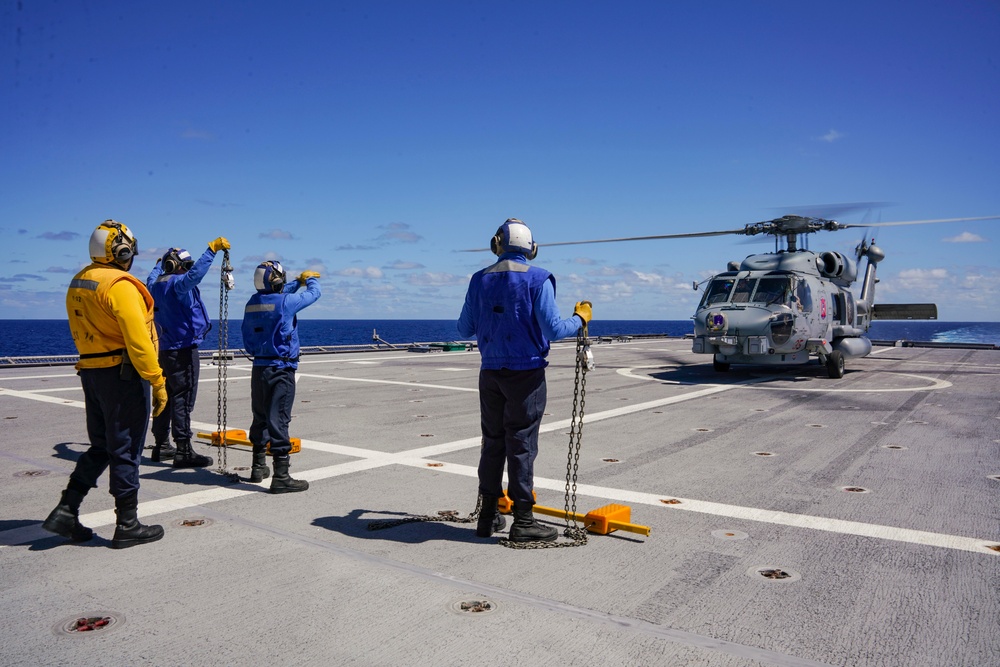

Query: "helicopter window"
left=730, top=278, right=757, bottom=303
left=751, top=276, right=791, bottom=306
left=794, top=280, right=813, bottom=313
left=702, top=279, right=735, bottom=307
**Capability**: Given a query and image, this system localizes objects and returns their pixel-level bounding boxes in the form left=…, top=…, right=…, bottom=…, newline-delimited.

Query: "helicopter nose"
left=726, top=309, right=774, bottom=332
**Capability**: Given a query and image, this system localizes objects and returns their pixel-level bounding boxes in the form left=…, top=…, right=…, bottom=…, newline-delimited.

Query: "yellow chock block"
left=497, top=489, right=535, bottom=514
left=207, top=429, right=247, bottom=445
left=196, top=431, right=301, bottom=454
left=530, top=502, right=652, bottom=537
left=584, top=504, right=632, bottom=535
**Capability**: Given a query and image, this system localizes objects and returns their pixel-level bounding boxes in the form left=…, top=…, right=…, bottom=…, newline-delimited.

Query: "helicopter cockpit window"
left=793, top=280, right=813, bottom=313
left=701, top=278, right=735, bottom=307
left=730, top=277, right=757, bottom=303
left=751, top=276, right=791, bottom=306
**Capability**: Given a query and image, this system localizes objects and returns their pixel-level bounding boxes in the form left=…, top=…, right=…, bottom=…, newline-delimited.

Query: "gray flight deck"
left=1, top=336, right=998, bottom=666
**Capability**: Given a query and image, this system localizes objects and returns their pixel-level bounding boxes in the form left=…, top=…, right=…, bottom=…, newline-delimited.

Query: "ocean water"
left=1, top=319, right=998, bottom=358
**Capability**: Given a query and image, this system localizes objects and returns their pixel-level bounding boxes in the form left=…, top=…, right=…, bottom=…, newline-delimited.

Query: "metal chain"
left=499, top=324, right=591, bottom=549
left=368, top=326, right=592, bottom=548
left=216, top=250, right=234, bottom=478
left=367, top=493, right=481, bottom=530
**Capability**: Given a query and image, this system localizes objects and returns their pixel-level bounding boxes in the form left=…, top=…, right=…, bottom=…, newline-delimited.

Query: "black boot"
left=111, top=491, right=164, bottom=549
left=42, top=484, right=93, bottom=542
left=249, top=444, right=270, bottom=483
left=270, top=455, right=308, bottom=494
left=509, top=505, right=557, bottom=542
left=172, top=439, right=213, bottom=469
left=476, top=494, right=506, bottom=537
left=151, top=441, right=176, bottom=462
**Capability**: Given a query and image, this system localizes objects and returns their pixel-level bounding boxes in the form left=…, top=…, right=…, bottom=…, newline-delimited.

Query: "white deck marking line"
left=0, top=372, right=80, bottom=381
left=384, top=460, right=998, bottom=555
left=4, top=372, right=995, bottom=555
left=293, top=371, right=479, bottom=392
left=0, top=386, right=86, bottom=407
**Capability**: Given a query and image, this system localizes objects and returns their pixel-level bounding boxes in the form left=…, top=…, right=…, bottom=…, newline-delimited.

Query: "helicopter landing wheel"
left=713, top=355, right=730, bottom=372
left=826, top=350, right=845, bottom=379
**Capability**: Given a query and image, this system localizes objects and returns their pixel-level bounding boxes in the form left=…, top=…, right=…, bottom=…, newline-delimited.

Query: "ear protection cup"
left=104, top=220, right=137, bottom=266
left=254, top=260, right=286, bottom=293
left=268, top=265, right=285, bottom=292
left=162, top=248, right=181, bottom=274
left=490, top=227, right=505, bottom=256
left=525, top=242, right=538, bottom=260
left=161, top=248, right=194, bottom=275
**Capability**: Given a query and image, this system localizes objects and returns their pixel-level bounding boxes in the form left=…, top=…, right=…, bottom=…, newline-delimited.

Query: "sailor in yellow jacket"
left=43, top=220, right=168, bottom=549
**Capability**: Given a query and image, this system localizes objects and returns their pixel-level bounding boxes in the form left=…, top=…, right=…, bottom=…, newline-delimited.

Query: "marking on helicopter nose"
left=615, top=366, right=951, bottom=392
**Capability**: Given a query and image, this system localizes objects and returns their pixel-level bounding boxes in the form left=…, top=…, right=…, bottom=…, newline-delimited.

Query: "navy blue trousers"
left=151, top=346, right=199, bottom=444
left=477, top=367, right=547, bottom=507
left=70, top=365, right=150, bottom=498
left=249, top=365, right=296, bottom=457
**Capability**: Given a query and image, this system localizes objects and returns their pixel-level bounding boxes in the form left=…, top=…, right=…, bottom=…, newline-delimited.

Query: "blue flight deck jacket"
left=458, top=253, right=582, bottom=371
left=146, top=247, right=216, bottom=350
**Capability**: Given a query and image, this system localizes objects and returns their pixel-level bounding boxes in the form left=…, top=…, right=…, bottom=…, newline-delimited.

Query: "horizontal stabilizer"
left=871, top=303, right=938, bottom=320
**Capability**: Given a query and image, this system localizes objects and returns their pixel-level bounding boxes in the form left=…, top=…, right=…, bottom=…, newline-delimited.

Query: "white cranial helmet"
left=253, top=260, right=286, bottom=293
left=491, top=218, right=538, bottom=259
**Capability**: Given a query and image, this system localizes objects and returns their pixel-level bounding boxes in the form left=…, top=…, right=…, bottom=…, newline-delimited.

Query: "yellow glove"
left=297, top=270, right=321, bottom=285
left=208, top=237, right=230, bottom=253
left=574, top=301, right=592, bottom=324
left=152, top=381, right=168, bottom=417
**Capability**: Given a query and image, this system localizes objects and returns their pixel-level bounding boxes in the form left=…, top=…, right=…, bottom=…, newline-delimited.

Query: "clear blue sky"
left=2, top=1, right=998, bottom=321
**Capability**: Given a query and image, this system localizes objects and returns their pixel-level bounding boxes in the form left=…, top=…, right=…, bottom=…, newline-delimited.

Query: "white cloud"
left=406, top=272, right=465, bottom=287
left=894, top=268, right=949, bottom=290
left=819, top=129, right=845, bottom=143
left=942, top=231, right=986, bottom=243
left=385, top=260, right=425, bottom=270
left=333, top=266, right=384, bottom=279
left=376, top=222, right=422, bottom=244
left=259, top=229, right=294, bottom=240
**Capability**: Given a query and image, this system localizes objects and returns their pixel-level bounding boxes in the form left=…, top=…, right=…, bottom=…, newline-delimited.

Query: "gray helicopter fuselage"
left=691, top=249, right=872, bottom=367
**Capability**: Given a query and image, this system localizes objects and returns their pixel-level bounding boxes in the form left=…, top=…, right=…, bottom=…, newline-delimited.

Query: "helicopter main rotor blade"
left=455, top=228, right=745, bottom=252
left=539, top=229, right=746, bottom=248
left=838, top=215, right=1000, bottom=229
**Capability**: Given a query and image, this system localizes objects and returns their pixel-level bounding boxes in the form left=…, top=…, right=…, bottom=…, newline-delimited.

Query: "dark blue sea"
left=1, top=319, right=998, bottom=357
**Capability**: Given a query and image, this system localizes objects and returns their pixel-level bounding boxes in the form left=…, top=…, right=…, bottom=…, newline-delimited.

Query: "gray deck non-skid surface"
left=2, top=338, right=998, bottom=666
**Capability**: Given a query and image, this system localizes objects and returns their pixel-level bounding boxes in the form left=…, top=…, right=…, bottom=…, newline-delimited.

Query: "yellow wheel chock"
left=498, top=490, right=650, bottom=537
left=196, top=430, right=301, bottom=454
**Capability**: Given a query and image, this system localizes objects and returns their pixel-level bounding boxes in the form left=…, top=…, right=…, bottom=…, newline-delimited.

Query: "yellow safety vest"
left=66, top=263, right=158, bottom=371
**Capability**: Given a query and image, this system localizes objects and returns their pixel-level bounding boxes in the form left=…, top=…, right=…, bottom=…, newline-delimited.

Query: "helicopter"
left=507, top=213, right=1000, bottom=379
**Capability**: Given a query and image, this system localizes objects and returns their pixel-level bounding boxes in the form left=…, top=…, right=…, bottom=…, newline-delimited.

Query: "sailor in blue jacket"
left=458, top=219, right=592, bottom=541
left=146, top=237, right=230, bottom=467
left=242, top=261, right=321, bottom=493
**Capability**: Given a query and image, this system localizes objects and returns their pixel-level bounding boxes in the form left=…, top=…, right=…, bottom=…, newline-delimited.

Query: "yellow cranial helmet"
left=89, top=220, right=138, bottom=268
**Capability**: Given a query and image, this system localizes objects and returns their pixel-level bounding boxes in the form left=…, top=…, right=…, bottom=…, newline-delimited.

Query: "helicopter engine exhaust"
left=817, top=251, right=858, bottom=284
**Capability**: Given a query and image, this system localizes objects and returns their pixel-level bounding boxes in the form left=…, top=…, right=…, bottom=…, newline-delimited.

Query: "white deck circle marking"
left=616, top=365, right=951, bottom=392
